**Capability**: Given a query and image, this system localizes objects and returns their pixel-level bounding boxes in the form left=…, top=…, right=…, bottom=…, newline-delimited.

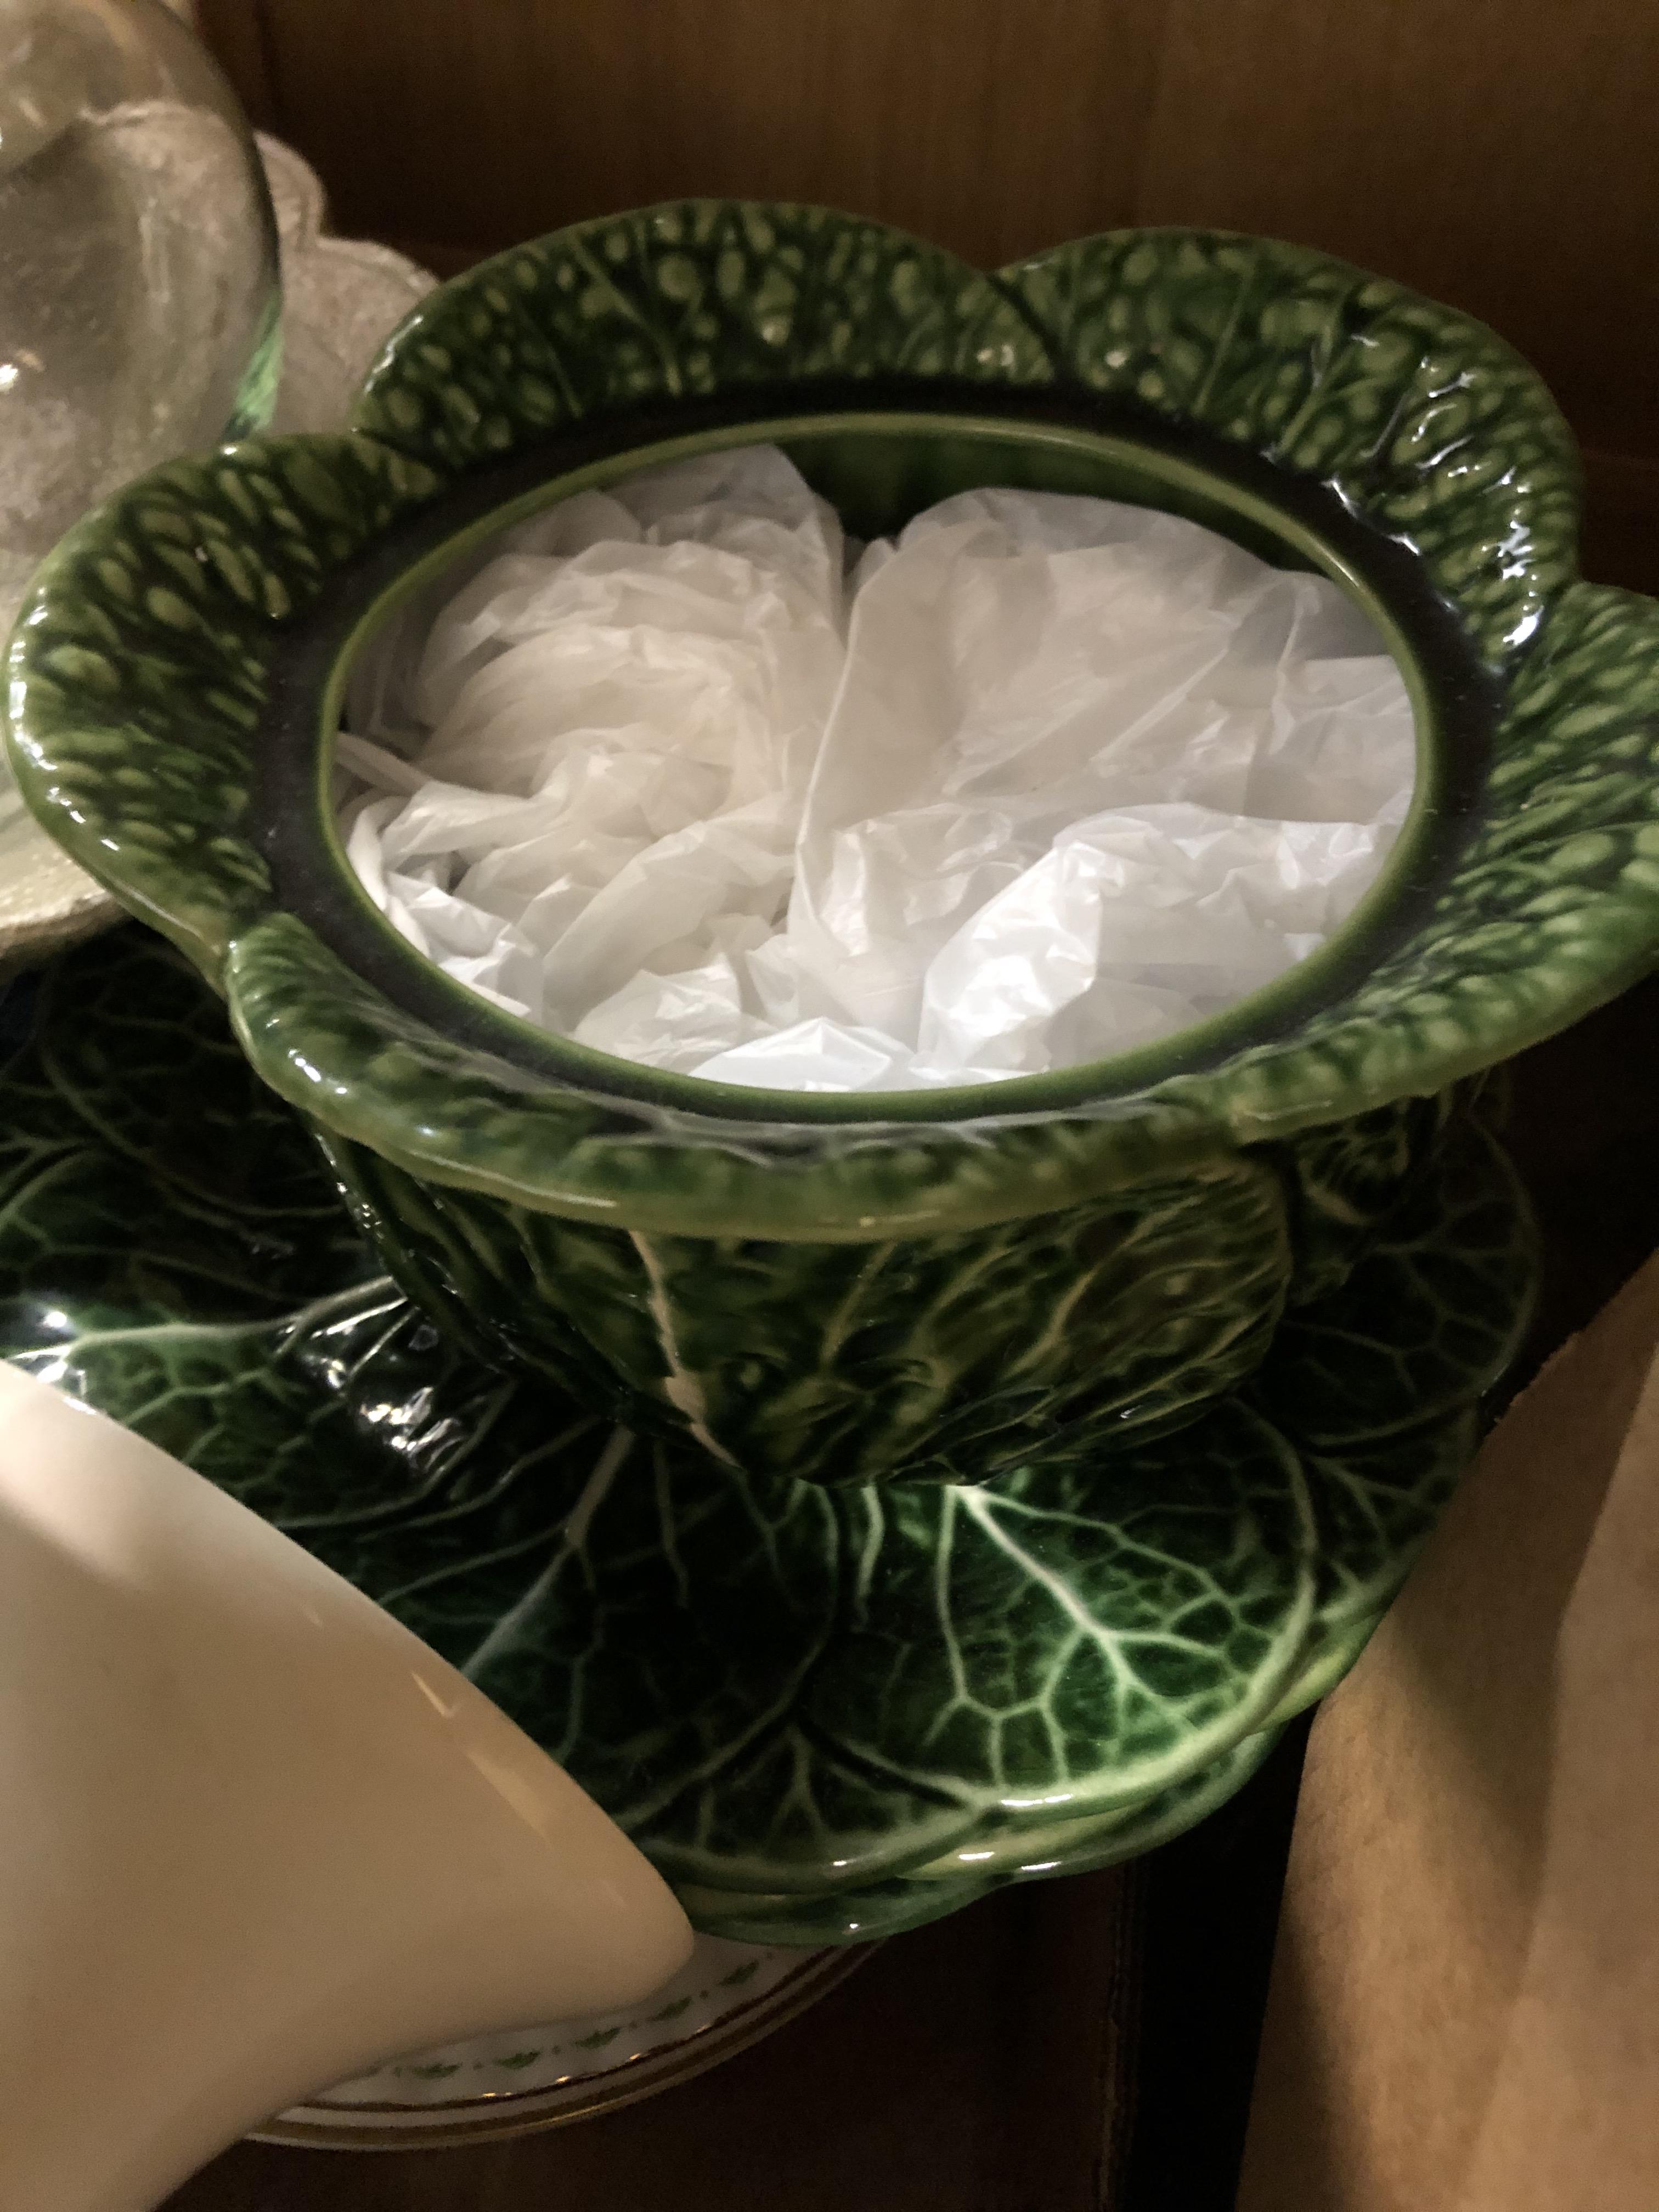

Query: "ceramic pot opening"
left=257, top=392, right=1492, bottom=1128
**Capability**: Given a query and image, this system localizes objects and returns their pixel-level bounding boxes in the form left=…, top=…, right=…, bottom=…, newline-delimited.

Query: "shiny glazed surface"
left=0, top=1362, right=690, bottom=2211
left=7, top=202, right=1654, bottom=1485
left=0, top=929, right=1536, bottom=1941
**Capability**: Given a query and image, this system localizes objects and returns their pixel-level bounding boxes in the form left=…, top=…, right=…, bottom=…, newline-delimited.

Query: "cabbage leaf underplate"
left=0, top=928, right=1535, bottom=1942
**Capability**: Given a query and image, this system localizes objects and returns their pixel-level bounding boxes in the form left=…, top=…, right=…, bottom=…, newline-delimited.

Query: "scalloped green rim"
left=7, top=201, right=1659, bottom=1241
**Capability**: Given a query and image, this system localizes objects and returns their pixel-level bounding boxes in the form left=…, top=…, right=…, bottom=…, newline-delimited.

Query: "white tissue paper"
left=338, top=446, right=1415, bottom=1092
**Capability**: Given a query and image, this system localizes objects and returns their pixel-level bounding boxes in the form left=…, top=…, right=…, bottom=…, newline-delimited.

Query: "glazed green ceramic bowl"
left=9, top=204, right=1659, bottom=1488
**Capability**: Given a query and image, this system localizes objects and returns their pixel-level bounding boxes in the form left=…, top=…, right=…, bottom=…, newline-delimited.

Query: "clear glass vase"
left=0, top=0, right=279, bottom=847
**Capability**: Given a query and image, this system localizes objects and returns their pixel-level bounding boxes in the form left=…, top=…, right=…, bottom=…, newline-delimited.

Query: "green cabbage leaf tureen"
left=7, top=204, right=1658, bottom=1937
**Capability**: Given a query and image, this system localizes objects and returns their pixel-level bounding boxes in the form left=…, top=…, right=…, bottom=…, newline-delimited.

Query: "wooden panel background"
left=198, top=0, right=1659, bottom=586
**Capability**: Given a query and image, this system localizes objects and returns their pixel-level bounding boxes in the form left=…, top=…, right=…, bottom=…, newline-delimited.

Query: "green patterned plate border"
left=258, top=1937, right=866, bottom=2150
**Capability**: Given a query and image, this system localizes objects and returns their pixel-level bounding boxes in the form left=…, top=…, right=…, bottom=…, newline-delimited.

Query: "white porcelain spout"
left=0, top=1363, right=693, bottom=2212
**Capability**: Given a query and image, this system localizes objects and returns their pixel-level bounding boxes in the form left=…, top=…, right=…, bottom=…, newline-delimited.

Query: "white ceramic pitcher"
left=0, top=1363, right=693, bottom=2211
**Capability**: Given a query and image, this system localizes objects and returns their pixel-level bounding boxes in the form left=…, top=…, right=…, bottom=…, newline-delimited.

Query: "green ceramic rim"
left=308, top=408, right=1443, bottom=1125
left=8, top=202, right=1659, bottom=1236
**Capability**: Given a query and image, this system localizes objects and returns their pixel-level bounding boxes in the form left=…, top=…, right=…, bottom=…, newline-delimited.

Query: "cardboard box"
left=1239, top=1254, right=1659, bottom=2210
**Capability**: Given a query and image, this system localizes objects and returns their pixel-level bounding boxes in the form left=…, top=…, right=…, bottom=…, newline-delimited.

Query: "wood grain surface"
left=196, top=0, right=1659, bottom=584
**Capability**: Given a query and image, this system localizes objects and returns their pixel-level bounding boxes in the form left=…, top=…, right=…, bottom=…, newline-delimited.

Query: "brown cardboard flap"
left=1239, top=1251, right=1659, bottom=2212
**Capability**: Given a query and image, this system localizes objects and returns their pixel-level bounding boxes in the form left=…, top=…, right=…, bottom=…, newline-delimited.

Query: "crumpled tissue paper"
left=338, top=445, right=1415, bottom=1092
